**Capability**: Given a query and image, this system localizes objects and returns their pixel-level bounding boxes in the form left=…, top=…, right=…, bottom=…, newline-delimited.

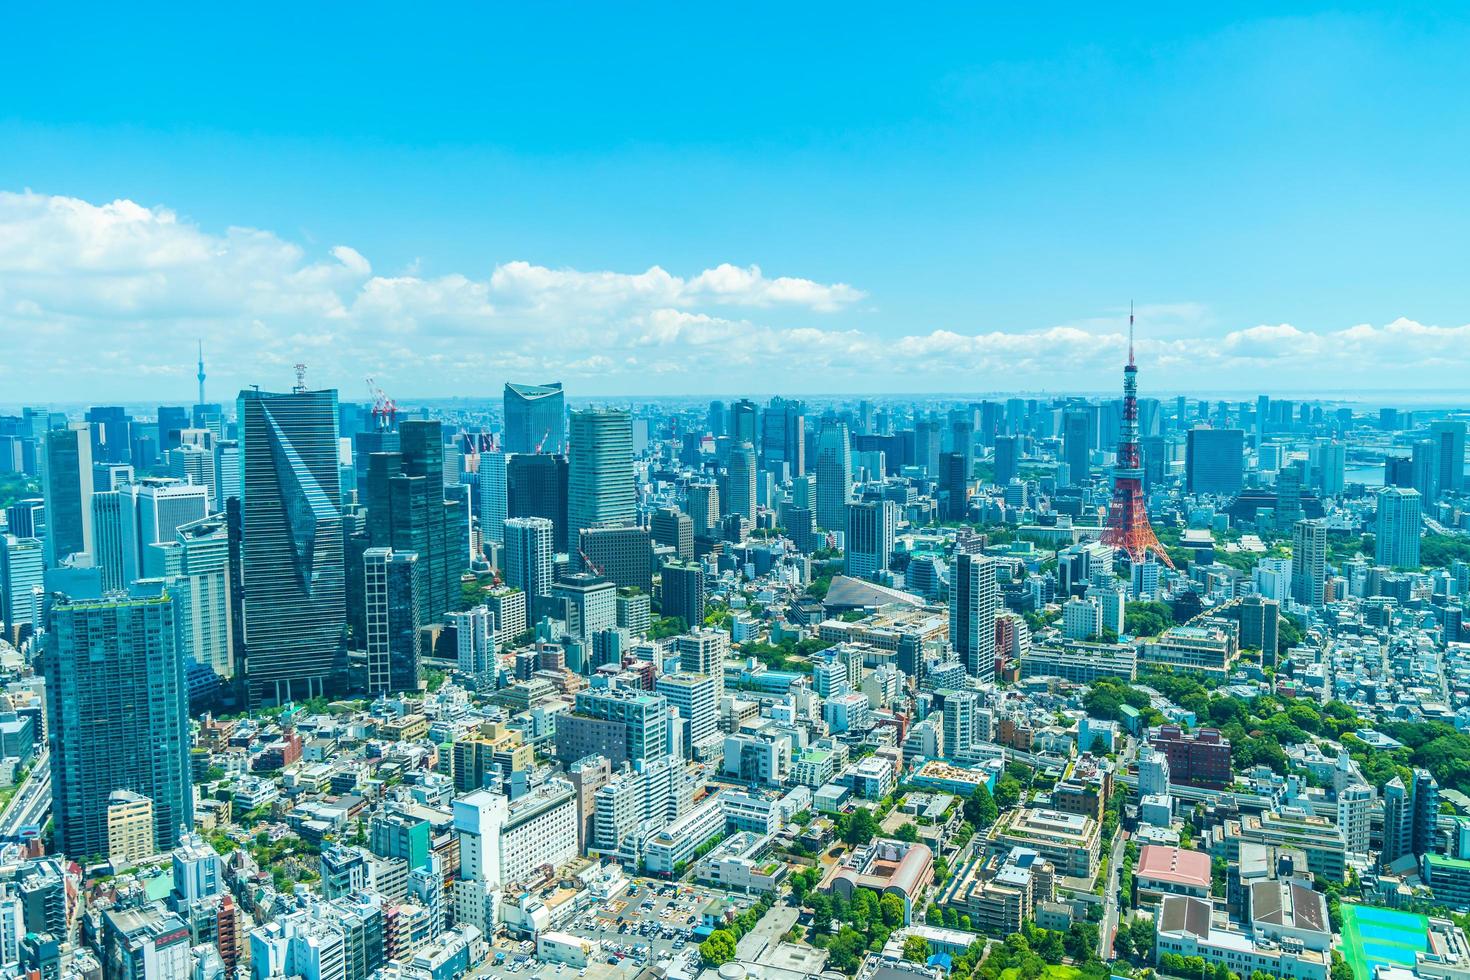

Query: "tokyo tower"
left=1100, top=306, right=1175, bottom=569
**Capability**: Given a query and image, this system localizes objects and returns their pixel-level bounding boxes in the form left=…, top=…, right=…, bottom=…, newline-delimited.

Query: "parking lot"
left=477, top=877, right=754, bottom=979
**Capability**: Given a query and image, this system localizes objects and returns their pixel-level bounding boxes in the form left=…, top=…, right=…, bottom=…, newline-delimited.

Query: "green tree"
left=993, top=774, right=1023, bottom=809
left=700, top=930, right=737, bottom=966
left=903, top=935, right=929, bottom=963
left=880, top=893, right=905, bottom=927
left=895, top=822, right=919, bottom=843
left=963, top=783, right=1000, bottom=829
left=842, top=808, right=881, bottom=846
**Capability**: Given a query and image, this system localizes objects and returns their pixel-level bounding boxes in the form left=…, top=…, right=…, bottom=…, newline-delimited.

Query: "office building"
left=238, top=387, right=344, bottom=705
left=556, top=689, right=669, bottom=767
left=502, top=382, right=566, bottom=455
left=1375, top=486, right=1422, bottom=570
left=0, top=536, right=43, bottom=638
left=134, top=479, right=210, bottom=578
left=677, top=629, right=728, bottom=703
left=814, top=421, right=852, bottom=531
left=761, top=397, right=805, bottom=476
left=503, top=517, right=555, bottom=598
left=1431, top=420, right=1467, bottom=495
left=568, top=409, right=636, bottom=540
left=1291, top=520, right=1327, bottom=609
left=550, top=573, right=616, bottom=642
left=47, top=593, right=193, bottom=859
left=656, top=672, right=719, bottom=759
left=725, top=441, right=757, bottom=522
left=845, top=499, right=898, bottom=579
left=447, top=605, right=497, bottom=690
left=950, top=553, right=999, bottom=681
left=661, top=559, right=705, bottom=630
left=506, top=452, right=568, bottom=552
left=579, top=525, right=654, bottom=593
left=41, top=424, right=94, bottom=566
left=1062, top=411, right=1090, bottom=487
left=1238, top=594, right=1280, bottom=664
left=993, top=435, right=1021, bottom=486
left=1185, top=427, right=1244, bottom=495
left=172, top=514, right=236, bottom=678
left=477, top=450, right=507, bottom=545
left=364, top=548, right=422, bottom=695
left=649, top=506, right=693, bottom=560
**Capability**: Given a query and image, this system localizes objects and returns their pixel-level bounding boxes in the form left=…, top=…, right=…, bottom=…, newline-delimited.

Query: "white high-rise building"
left=676, top=629, right=728, bottom=703
left=1375, top=486, right=1422, bottom=570
left=656, top=672, right=718, bottom=759
left=1291, top=519, right=1327, bottom=609
left=949, top=552, right=999, bottom=680
left=448, top=605, right=497, bottom=690
left=452, top=783, right=578, bottom=934
left=1062, top=596, right=1103, bottom=641
left=1338, top=783, right=1374, bottom=858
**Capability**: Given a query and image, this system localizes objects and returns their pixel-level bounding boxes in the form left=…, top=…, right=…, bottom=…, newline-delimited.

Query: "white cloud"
left=1, top=188, right=1468, bottom=398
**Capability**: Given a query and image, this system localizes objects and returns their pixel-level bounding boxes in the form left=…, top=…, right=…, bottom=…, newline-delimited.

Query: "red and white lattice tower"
left=1100, top=306, right=1175, bottom=569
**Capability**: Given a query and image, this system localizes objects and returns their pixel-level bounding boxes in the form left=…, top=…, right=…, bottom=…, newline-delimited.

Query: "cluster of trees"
left=1372, top=719, right=1470, bottom=794
left=0, top=473, right=38, bottom=512
left=1423, top=533, right=1470, bottom=567
left=1125, top=601, right=1176, bottom=638
left=805, top=887, right=911, bottom=974
left=1110, top=915, right=1154, bottom=962
left=974, top=923, right=1106, bottom=980
left=699, top=891, right=779, bottom=966
left=1156, top=951, right=1352, bottom=980
left=738, top=635, right=834, bottom=671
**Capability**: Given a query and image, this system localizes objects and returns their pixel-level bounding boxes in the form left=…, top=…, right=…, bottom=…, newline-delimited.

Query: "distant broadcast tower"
left=196, top=340, right=207, bottom=406
left=1100, top=305, right=1175, bottom=569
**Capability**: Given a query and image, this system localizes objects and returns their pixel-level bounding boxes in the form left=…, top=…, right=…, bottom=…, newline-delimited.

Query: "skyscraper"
left=1184, top=428, right=1244, bottom=495
left=41, top=424, right=94, bottom=566
left=686, top=483, right=719, bottom=536
left=447, top=605, right=497, bottom=691
left=364, top=420, right=464, bottom=626
left=364, top=548, right=422, bottom=695
left=567, top=409, right=636, bottom=541
left=1291, top=519, right=1327, bottom=609
left=950, top=552, right=999, bottom=681
left=502, top=382, right=565, bottom=455
left=844, top=500, right=898, bottom=579
left=660, top=560, right=705, bottom=630
left=676, top=629, right=727, bottom=703
left=172, top=514, right=236, bottom=679
left=506, top=452, right=569, bottom=552
left=814, top=421, right=851, bottom=532
left=47, top=592, right=193, bottom=859
left=649, top=506, right=693, bottom=560
left=1275, top=460, right=1305, bottom=529
left=729, top=399, right=758, bottom=446
left=1411, top=439, right=1441, bottom=503
left=503, top=517, right=555, bottom=598
left=238, top=387, right=345, bottom=705
left=1375, top=487, right=1423, bottom=570
left=1431, top=420, right=1467, bottom=495
left=724, top=442, right=757, bottom=522
left=1062, top=410, right=1090, bottom=487
left=993, top=435, right=1021, bottom=487
left=760, top=397, right=805, bottom=476
left=477, top=450, right=507, bottom=545
left=1313, top=439, right=1346, bottom=496
left=0, top=536, right=43, bottom=638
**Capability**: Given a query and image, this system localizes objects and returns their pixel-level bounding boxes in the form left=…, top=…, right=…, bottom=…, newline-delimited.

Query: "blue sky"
left=3, top=4, right=1470, bottom=401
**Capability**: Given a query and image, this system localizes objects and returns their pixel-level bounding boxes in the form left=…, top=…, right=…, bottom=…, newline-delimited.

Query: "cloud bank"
left=0, top=189, right=1465, bottom=401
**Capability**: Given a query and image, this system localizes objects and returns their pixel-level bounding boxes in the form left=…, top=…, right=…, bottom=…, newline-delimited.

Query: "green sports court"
left=1339, top=904, right=1429, bottom=980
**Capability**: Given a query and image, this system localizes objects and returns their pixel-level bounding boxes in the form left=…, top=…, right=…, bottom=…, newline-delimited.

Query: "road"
left=1099, top=827, right=1127, bottom=960
left=0, top=751, right=49, bottom=839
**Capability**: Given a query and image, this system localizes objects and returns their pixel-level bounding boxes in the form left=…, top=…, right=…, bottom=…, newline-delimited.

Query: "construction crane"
left=293, top=362, right=309, bottom=393
left=578, top=548, right=607, bottom=580
left=534, top=428, right=551, bottom=454
left=365, top=377, right=398, bottom=430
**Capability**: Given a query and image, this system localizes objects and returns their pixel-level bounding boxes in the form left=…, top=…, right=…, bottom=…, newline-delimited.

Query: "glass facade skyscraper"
left=238, top=387, right=345, bottom=705
left=503, top=382, right=566, bottom=455
left=46, top=592, right=193, bottom=860
left=41, top=424, right=94, bottom=566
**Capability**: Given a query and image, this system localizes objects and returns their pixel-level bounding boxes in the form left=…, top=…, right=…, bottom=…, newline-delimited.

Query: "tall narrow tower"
left=1101, top=307, right=1175, bottom=568
left=197, top=340, right=207, bottom=406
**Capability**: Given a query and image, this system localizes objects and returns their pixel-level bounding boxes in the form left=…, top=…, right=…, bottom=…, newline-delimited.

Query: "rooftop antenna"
left=1128, top=300, right=1136, bottom=367
left=293, top=363, right=308, bottom=393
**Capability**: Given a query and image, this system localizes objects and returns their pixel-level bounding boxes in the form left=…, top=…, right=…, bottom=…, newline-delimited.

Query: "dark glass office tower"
left=41, top=424, right=94, bottom=567
left=238, top=387, right=345, bottom=705
left=506, top=453, right=569, bottom=552
left=363, top=420, right=462, bottom=625
left=568, top=409, right=637, bottom=541
left=46, top=592, right=193, bottom=859
left=503, top=382, right=566, bottom=455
